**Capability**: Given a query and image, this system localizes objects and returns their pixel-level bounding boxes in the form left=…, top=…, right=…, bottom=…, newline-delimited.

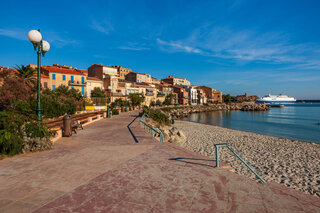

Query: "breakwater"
left=160, top=103, right=269, bottom=119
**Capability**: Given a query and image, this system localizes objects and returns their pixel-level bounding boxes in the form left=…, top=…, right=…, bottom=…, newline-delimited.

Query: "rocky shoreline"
left=160, top=103, right=269, bottom=119
left=174, top=120, right=320, bottom=197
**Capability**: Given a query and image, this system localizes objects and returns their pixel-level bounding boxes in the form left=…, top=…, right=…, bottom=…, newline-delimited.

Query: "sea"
left=180, top=103, right=320, bottom=144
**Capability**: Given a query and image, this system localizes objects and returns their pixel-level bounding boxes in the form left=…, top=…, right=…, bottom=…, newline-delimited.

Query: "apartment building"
left=125, top=72, right=152, bottom=83
left=171, top=85, right=189, bottom=105
left=86, top=77, right=104, bottom=98
left=151, top=77, right=161, bottom=84
left=196, top=86, right=222, bottom=103
left=41, top=65, right=86, bottom=95
left=88, top=64, right=118, bottom=80
left=180, top=85, right=198, bottom=105
left=196, top=88, right=207, bottom=105
left=162, top=75, right=191, bottom=86
left=113, top=65, right=132, bottom=80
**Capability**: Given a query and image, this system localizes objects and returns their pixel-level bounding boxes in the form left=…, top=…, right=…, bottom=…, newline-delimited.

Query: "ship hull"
left=256, top=100, right=296, bottom=103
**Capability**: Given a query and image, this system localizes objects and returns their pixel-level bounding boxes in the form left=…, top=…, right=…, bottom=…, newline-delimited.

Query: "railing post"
left=216, top=145, right=219, bottom=168
left=152, top=130, right=154, bottom=138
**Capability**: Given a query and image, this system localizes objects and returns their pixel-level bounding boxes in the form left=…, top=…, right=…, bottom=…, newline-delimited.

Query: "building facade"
left=41, top=65, right=86, bottom=95
left=196, top=86, right=222, bottom=103
left=162, top=75, right=191, bottom=86
left=125, top=72, right=152, bottom=83
left=113, top=65, right=132, bottom=80
left=88, top=64, right=118, bottom=80
left=171, top=85, right=189, bottom=105
left=86, top=77, right=104, bottom=98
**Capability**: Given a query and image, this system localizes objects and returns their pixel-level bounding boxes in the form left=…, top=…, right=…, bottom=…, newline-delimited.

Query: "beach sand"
left=174, top=120, right=320, bottom=197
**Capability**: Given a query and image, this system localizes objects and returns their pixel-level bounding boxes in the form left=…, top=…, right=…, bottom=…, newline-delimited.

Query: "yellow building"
left=162, top=75, right=191, bottom=86
left=86, top=77, right=104, bottom=98
left=41, top=65, right=86, bottom=95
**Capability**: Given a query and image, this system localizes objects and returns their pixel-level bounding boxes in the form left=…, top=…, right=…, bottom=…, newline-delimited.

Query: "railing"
left=68, top=80, right=85, bottom=86
left=215, top=144, right=266, bottom=183
left=140, top=114, right=164, bottom=142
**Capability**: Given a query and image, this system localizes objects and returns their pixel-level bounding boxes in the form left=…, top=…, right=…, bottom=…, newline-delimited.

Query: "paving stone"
left=0, top=111, right=318, bottom=213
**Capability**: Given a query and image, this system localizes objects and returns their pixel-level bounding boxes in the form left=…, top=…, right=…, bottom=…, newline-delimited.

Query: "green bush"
left=0, top=101, right=55, bottom=156
left=143, top=106, right=170, bottom=126
left=112, top=109, right=119, bottom=115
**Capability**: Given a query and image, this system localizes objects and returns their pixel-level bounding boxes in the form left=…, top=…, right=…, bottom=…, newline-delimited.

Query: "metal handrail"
left=140, top=114, right=164, bottom=142
left=215, top=144, right=266, bottom=183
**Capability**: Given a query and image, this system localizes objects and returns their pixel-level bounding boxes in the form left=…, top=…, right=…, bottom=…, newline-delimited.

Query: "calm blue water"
left=180, top=103, right=320, bottom=143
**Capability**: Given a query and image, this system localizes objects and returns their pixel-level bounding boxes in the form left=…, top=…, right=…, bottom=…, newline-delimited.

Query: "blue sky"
left=1, top=0, right=320, bottom=99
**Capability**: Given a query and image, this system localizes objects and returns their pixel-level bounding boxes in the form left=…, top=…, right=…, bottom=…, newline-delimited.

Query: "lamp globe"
left=42, top=40, right=50, bottom=52
left=27, top=30, right=42, bottom=43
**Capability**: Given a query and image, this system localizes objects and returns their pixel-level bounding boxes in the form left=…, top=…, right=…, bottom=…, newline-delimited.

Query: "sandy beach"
left=174, top=120, right=320, bottom=197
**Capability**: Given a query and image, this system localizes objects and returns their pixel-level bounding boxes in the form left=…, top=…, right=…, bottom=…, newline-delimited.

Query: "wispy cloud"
left=156, top=38, right=202, bottom=54
left=45, top=31, right=78, bottom=48
left=0, top=28, right=28, bottom=40
left=93, top=54, right=108, bottom=58
left=156, top=26, right=320, bottom=69
left=90, top=19, right=114, bottom=35
left=0, top=28, right=78, bottom=48
left=118, top=41, right=150, bottom=51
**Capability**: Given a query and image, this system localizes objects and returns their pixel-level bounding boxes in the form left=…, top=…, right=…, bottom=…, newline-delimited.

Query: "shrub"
left=0, top=73, right=33, bottom=111
left=0, top=101, right=55, bottom=156
left=112, top=109, right=119, bottom=115
left=143, top=106, right=170, bottom=126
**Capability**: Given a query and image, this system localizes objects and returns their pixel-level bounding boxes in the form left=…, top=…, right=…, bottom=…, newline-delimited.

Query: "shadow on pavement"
left=169, top=157, right=217, bottom=168
left=127, top=115, right=140, bottom=143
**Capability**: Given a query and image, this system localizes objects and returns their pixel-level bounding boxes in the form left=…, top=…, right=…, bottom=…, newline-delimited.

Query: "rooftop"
left=87, top=76, right=102, bottom=81
left=42, top=66, right=86, bottom=76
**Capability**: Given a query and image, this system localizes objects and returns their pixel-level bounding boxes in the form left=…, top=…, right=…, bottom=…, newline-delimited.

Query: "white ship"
left=256, top=94, right=296, bottom=103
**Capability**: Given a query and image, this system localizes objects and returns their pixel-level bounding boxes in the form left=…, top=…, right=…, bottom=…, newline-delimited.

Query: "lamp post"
left=125, top=91, right=128, bottom=112
left=28, top=29, right=50, bottom=121
left=107, top=86, right=112, bottom=117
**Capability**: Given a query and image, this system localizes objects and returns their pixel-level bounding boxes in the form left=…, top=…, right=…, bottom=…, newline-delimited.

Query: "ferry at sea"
left=255, top=94, right=296, bottom=103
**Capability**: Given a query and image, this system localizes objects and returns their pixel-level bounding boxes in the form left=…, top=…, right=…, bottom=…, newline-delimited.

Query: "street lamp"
left=28, top=29, right=50, bottom=121
left=107, top=86, right=112, bottom=117
left=125, top=91, right=128, bottom=112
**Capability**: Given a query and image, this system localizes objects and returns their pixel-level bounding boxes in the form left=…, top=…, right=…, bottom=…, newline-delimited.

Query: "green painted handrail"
left=215, top=144, right=266, bottom=183
left=140, top=114, right=164, bottom=142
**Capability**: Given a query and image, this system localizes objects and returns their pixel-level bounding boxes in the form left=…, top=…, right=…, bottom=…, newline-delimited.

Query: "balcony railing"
left=157, top=92, right=165, bottom=97
left=69, top=80, right=86, bottom=86
left=145, top=92, right=154, bottom=96
left=111, top=92, right=125, bottom=97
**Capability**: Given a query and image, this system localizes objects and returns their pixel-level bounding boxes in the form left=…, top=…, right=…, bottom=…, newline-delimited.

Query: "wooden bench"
left=71, top=119, right=83, bottom=134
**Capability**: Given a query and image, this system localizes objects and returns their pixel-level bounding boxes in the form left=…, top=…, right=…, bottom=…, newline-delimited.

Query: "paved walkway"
left=0, top=111, right=319, bottom=213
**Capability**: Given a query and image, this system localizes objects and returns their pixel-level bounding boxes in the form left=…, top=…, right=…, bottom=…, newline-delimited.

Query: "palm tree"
left=14, top=65, right=37, bottom=88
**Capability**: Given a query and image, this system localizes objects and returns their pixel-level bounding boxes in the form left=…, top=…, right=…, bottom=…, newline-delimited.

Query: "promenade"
left=0, top=111, right=319, bottom=213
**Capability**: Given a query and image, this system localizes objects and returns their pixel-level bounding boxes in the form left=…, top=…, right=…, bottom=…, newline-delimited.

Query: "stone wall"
left=159, top=103, right=269, bottom=119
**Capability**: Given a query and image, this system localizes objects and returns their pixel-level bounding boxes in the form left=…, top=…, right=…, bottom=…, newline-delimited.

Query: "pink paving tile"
left=109, top=201, right=151, bottom=213
left=33, top=191, right=92, bottom=212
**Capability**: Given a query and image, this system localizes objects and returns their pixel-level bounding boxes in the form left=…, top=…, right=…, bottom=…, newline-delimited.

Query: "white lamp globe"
left=27, top=30, right=42, bottom=43
left=108, top=86, right=112, bottom=90
left=42, top=40, right=50, bottom=52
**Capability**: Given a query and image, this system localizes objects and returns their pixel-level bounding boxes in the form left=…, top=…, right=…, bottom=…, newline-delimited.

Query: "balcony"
left=157, top=92, right=165, bottom=97
left=145, top=92, right=154, bottom=96
left=111, top=92, right=125, bottom=97
left=69, top=80, right=85, bottom=86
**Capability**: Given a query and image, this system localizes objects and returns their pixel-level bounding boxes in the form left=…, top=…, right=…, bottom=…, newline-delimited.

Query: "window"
left=71, top=86, right=74, bottom=89
left=44, top=82, right=48, bottom=88
left=81, top=87, right=85, bottom=95
left=52, top=85, right=56, bottom=90
left=81, top=77, right=85, bottom=84
left=62, top=75, right=66, bottom=81
left=52, top=74, right=56, bottom=80
left=70, top=76, right=74, bottom=83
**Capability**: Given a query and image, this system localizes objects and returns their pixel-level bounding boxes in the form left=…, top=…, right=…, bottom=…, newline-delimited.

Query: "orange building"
left=171, top=85, right=189, bottom=105
left=196, top=86, right=222, bottom=103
